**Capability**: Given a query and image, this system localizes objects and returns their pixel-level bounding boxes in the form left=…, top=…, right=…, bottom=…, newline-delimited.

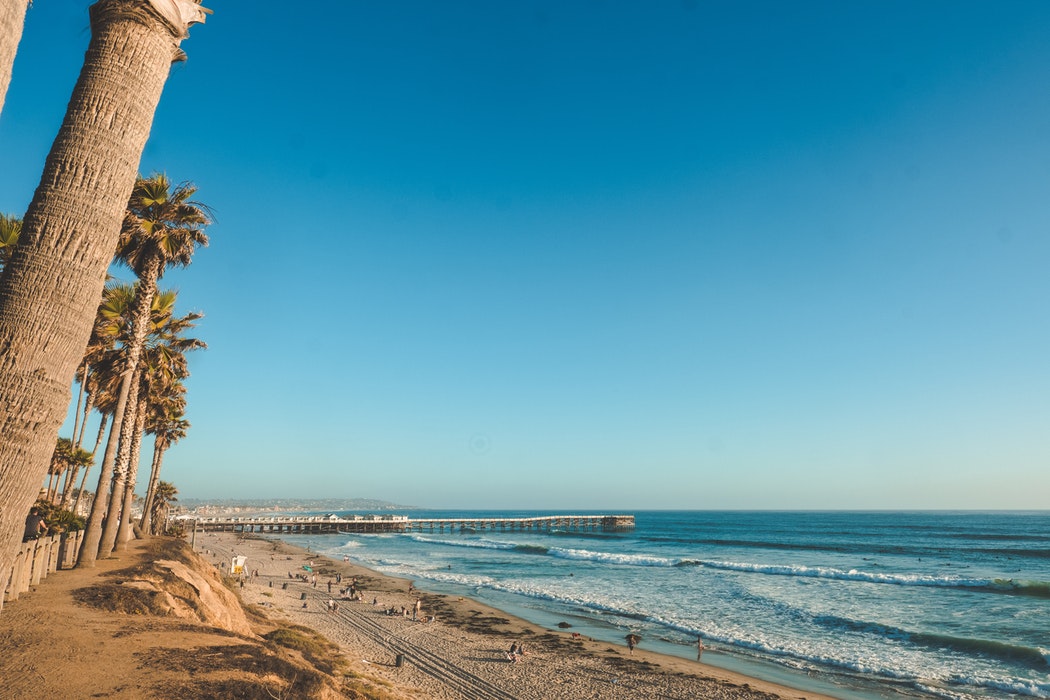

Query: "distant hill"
left=178, top=498, right=418, bottom=514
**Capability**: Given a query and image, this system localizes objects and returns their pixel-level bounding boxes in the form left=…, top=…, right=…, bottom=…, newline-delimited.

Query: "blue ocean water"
left=279, top=511, right=1050, bottom=700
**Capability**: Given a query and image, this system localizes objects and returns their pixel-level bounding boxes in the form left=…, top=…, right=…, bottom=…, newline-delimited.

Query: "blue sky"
left=2, top=1, right=1048, bottom=509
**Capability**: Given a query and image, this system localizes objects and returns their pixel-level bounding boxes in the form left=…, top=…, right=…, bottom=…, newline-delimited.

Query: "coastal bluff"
left=0, top=537, right=399, bottom=700
left=2, top=531, right=833, bottom=700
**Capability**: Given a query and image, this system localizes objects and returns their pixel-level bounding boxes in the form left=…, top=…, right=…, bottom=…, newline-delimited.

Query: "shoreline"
left=197, top=529, right=842, bottom=700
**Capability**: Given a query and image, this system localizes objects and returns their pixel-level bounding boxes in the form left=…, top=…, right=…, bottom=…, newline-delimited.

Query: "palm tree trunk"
left=139, top=437, right=166, bottom=534
left=0, top=0, right=208, bottom=575
left=0, top=0, right=30, bottom=116
left=71, top=411, right=108, bottom=516
left=97, top=265, right=159, bottom=557
left=71, top=364, right=86, bottom=446
left=96, top=363, right=144, bottom=558
left=44, top=471, right=56, bottom=502
left=50, top=473, right=63, bottom=504
left=60, top=463, right=81, bottom=509
left=116, top=383, right=149, bottom=548
left=76, top=387, right=95, bottom=449
left=81, top=393, right=128, bottom=564
left=89, top=412, right=108, bottom=457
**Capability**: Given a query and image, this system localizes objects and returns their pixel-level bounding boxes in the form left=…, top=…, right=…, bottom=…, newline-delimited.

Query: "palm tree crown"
left=116, top=173, right=210, bottom=280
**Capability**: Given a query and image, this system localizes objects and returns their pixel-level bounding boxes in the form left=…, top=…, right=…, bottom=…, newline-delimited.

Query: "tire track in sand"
left=308, top=589, right=517, bottom=700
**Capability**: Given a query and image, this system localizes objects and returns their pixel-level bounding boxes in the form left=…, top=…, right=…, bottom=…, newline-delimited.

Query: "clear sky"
left=1, top=1, right=1048, bottom=510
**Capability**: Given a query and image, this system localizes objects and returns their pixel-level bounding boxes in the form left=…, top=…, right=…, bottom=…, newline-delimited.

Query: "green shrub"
left=33, top=499, right=86, bottom=532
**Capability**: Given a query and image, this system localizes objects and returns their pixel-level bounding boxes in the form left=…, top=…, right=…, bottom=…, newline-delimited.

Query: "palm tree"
left=93, top=175, right=209, bottom=559
left=0, top=0, right=209, bottom=580
left=149, top=480, right=179, bottom=535
left=58, top=443, right=94, bottom=510
left=73, top=282, right=136, bottom=540
left=46, top=438, right=73, bottom=504
left=113, top=305, right=204, bottom=549
left=82, top=285, right=182, bottom=558
left=68, top=279, right=126, bottom=457
left=0, top=213, right=20, bottom=273
left=0, top=0, right=30, bottom=116
left=139, top=391, right=188, bottom=535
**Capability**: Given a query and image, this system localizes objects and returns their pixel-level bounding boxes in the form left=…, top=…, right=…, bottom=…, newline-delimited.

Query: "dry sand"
left=200, top=529, right=838, bottom=700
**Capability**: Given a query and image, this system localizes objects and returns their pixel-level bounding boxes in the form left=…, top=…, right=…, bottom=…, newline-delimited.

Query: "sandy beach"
left=197, top=529, right=837, bottom=700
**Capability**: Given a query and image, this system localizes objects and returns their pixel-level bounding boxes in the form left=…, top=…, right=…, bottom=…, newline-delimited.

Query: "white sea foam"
left=408, top=534, right=517, bottom=550
left=401, top=536, right=1004, bottom=591
left=967, top=676, right=1050, bottom=699
left=691, top=559, right=993, bottom=589
left=548, top=547, right=679, bottom=567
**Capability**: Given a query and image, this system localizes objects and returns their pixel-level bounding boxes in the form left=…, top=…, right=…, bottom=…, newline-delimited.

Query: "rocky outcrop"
left=152, top=557, right=253, bottom=636
left=74, top=539, right=253, bottom=637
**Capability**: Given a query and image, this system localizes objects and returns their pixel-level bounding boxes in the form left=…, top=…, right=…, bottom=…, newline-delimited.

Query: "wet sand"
left=199, top=529, right=839, bottom=699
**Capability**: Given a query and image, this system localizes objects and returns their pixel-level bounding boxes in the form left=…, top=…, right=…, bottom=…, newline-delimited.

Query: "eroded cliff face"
left=130, top=556, right=255, bottom=636
left=74, top=537, right=253, bottom=637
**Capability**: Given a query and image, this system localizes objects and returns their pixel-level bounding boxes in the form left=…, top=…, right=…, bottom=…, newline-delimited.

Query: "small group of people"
left=506, top=641, right=528, bottom=663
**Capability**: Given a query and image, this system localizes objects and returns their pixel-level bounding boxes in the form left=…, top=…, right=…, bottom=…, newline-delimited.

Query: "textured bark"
left=139, top=436, right=165, bottom=534
left=59, top=463, right=79, bottom=509
left=115, top=385, right=148, bottom=547
left=96, top=260, right=158, bottom=557
left=0, top=0, right=193, bottom=581
left=95, top=363, right=142, bottom=558
left=71, top=413, right=107, bottom=515
left=0, top=0, right=30, bottom=116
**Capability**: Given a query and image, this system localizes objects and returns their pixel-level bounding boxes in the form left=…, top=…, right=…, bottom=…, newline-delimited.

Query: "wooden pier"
left=187, top=514, right=635, bottom=535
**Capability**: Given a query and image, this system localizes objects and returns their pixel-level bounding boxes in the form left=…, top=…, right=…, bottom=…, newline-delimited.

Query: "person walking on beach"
left=626, top=634, right=639, bottom=654
left=697, top=637, right=705, bottom=660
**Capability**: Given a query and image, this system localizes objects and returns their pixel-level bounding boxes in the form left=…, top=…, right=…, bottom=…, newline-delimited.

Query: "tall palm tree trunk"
left=71, top=413, right=107, bottom=516
left=76, top=397, right=91, bottom=448
left=116, top=388, right=149, bottom=547
left=139, top=438, right=166, bottom=534
left=89, top=412, right=108, bottom=457
left=0, top=0, right=206, bottom=577
left=81, top=387, right=130, bottom=564
left=70, top=363, right=88, bottom=447
left=0, top=0, right=30, bottom=116
left=60, top=463, right=81, bottom=509
left=76, top=387, right=95, bottom=449
left=45, top=470, right=57, bottom=502
left=97, top=273, right=158, bottom=558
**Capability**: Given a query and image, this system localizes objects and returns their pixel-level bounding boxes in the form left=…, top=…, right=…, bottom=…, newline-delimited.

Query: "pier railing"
left=188, top=514, right=635, bottom=536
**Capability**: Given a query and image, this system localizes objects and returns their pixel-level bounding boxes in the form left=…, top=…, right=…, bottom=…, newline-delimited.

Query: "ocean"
left=277, top=510, right=1049, bottom=700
